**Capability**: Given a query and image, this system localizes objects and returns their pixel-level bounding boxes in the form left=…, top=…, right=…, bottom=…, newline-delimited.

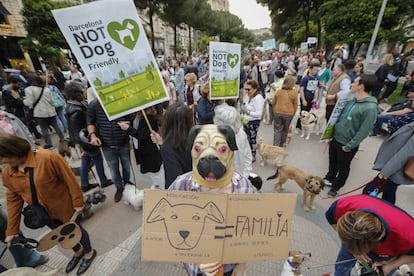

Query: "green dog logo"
left=107, top=19, right=139, bottom=50
left=227, top=53, right=239, bottom=68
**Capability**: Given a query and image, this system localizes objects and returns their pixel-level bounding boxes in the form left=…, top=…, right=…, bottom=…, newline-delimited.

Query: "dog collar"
left=287, top=259, right=299, bottom=270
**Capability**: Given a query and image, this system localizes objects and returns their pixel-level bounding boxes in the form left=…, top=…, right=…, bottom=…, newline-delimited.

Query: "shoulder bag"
left=22, top=167, right=51, bottom=229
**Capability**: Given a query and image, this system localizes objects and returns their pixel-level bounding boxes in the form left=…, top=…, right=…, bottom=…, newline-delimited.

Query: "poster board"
left=209, top=42, right=241, bottom=100
left=142, top=190, right=297, bottom=264
left=262, top=38, right=276, bottom=51
left=300, top=42, right=308, bottom=54
left=52, top=0, right=168, bottom=120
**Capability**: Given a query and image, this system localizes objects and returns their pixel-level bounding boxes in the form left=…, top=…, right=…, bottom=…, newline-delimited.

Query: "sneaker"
left=101, top=179, right=113, bottom=188
left=324, top=179, right=333, bottom=187
left=114, top=187, right=124, bottom=203
left=327, top=188, right=338, bottom=197
left=124, top=181, right=134, bottom=186
left=34, top=255, right=49, bottom=267
left=81, top=183, right=99, bottom=193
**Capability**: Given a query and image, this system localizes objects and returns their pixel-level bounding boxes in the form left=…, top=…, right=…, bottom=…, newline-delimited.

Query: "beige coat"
left=2, top=148, right=84, bottom=236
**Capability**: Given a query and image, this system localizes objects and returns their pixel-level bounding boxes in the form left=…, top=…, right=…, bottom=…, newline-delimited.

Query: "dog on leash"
left=256, top=137, right=288, bottom=166
left=267, top=165, right=325, bottom=211
left=281, top=251, right=311, bottom=276
left=286, top=126, right=293, bottom=145
left=0, top=267, right=61, bottom=276
left=299, top=110, right=325, bottom=140
left=123, top=184, right=144, bottom=211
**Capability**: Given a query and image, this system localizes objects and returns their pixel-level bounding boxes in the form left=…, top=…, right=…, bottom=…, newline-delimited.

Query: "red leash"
left=320, top=176, right=388, bottom=199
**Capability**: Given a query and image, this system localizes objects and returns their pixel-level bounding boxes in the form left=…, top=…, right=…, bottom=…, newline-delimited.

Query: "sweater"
left=23, top=86, right=56, bottom=118
left=272, top=88, right=298, bottom=116
left=333, top=96, right=377, bottom=150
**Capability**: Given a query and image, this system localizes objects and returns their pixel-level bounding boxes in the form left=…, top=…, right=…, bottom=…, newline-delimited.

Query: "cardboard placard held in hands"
left=142, top=190, right=297, bottom=264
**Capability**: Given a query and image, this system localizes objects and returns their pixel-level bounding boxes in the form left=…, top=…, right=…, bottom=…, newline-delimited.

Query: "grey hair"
left=213, top=104, right=241, bottom=134
left=64, top=80, right=84, bottom=100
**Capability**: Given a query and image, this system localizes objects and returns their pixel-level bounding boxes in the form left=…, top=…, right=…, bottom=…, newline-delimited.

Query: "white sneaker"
left=324, top=179, right=333, bottom=187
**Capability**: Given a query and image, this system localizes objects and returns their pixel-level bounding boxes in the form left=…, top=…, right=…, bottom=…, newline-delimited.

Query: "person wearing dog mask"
left=169, top=124, right=255, bottom=276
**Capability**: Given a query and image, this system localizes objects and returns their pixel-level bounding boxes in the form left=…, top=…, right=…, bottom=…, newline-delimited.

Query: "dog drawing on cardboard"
left=147, top=198, right=224, bottom=250
left=256, top=137, right=288, bottom=166
left=299, top=110, right=325, bottom=140
left=267, top=165, right=325, bottom=211
left=281, top=251, right=311, bottom=276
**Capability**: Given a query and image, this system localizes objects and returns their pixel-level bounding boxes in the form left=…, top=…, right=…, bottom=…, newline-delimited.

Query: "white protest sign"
left=209, top=42, right=241, bottom=100
left=52, top=0, right=168, bottom=120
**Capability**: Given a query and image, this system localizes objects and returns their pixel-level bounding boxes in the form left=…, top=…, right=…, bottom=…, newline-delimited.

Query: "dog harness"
left=302, top=112, right=318, bottom=125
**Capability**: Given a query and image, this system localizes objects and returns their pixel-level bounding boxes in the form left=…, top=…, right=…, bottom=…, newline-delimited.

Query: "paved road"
left=0, top=120, right=413, bottom=275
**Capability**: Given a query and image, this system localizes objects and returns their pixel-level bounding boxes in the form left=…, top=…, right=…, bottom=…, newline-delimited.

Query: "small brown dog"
left=256, top=137, right=288, bottom=166
left=267, top=165, right=325, bottom=211
left=281, top=251, right=311, bottom=276
left=285, top=126, right=293, bottom=145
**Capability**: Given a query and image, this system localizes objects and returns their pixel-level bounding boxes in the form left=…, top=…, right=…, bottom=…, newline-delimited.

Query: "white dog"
left=123, top=184, right=144, bottom=210
left=299, top=110, right=325, bottom=140
left=281, top=251, right=311, bottom=276
left=394, top=264, right=412, bottom=276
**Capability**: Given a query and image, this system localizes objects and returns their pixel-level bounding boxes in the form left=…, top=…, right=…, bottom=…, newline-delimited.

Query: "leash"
left=305, top=257, right=357, bottom=270
left=321, top=182, right=371, bottom=199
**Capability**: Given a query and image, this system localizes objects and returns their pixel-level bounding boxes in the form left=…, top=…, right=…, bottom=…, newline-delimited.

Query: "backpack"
left=49, top=85, right=66, bottom=108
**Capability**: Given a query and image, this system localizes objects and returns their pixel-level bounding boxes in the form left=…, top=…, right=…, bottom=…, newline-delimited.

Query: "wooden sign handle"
left=142, top=110, right=160, bottom=150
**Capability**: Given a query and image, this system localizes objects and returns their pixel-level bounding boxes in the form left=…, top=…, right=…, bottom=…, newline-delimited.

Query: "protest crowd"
left=0, top=5, right=414, bottom=276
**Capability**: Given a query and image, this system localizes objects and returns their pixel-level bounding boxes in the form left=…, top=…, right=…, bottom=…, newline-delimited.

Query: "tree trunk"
left=149, top=8, right=155, bottom=53
left=316, top=19, right=322, bottom=50
left=188, top=25, right=192, bottom=56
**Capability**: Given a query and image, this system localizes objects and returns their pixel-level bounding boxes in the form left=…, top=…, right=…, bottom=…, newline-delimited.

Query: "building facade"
left=0, top=0, right=32, bottom=70
left=139, top=0, right=229, bottom=58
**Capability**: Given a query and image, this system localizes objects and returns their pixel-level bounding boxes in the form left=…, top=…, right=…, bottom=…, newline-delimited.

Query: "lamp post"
left=365, top=0, right=387, bottom=67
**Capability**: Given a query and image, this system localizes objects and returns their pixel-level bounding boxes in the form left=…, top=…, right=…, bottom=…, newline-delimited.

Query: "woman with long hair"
left=151, top=102, right=193, bottom=188
left=241, top=80, right=265, bottom=162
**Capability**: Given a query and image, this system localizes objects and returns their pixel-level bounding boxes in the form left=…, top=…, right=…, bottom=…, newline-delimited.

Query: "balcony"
left=0, top=24, right=16, bottom=34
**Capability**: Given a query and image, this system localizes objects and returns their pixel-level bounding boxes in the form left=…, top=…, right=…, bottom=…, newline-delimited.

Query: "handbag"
left=404, top=156, right=414, bottom=180
left=22, top=167, right=51, bottom=229
left=27, top=87, right=45, bottom=122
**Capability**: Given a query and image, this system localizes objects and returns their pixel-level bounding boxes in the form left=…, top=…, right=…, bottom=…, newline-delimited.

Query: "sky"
left=228, top=0, right=271, bottom=30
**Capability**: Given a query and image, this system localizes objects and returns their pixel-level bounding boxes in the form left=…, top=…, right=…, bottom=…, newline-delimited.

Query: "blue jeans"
left=36, top=116, right=65, bottom=147
left=80, top=148, right=109, bottom=188
left=372, top=114, right=393, bottom=135
left=334, top=243, right=397, bottom=276
left=0, top=210, right=41, bottom=267
left=102, top=145, right=131, bottom=189
left=55, top=106, right=68, bottom=132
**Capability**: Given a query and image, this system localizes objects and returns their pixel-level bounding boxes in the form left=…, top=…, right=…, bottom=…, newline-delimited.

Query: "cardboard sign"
left=52, top=0, right=168, bottom=120
left=300, top=42, right=308, bottom=54
left=209, top=42, right=241, bottom=100
left=321, top=91, right=354, bottom=140
left=142, top=190, right=297, bottom=264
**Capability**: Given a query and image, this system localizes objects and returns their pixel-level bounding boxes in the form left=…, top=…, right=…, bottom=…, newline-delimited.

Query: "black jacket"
left=86, top=99, right=134, bottom=147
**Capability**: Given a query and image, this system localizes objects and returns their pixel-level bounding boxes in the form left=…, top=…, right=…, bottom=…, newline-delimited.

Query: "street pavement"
left=0, top=118, right=413, bottom=275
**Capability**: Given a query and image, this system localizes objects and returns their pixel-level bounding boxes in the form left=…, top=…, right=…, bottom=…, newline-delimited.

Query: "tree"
left=134, top=0, right=164, bottom=52
left=320, top=0, right=414, bottom=55
left=20, top=0, right=74, bottom=67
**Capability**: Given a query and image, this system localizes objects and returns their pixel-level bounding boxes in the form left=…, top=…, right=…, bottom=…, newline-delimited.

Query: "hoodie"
left=333, top=96, right=377, bottom=151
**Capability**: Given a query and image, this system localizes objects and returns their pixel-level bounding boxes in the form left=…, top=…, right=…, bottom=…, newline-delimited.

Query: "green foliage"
left=320, top=0, right=414, bottom=45
left=20, top=0, right=74, bottom=65
left=292, top=21, right=318, bottom=46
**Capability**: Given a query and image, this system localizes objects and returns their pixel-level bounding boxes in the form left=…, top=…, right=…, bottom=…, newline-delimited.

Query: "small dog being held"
left=256, top=137, right=288, bottom=166
left=0, top=267, right=61, bottom=276
left=123, top=184, right=144, bottom=211
left=267, top=165, right=325, bottom=211
left=299, top=110, right=325, bottom=140
left=281, top=251, right=311, bottom=276
left=394, top=264, right=412, bottom=276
